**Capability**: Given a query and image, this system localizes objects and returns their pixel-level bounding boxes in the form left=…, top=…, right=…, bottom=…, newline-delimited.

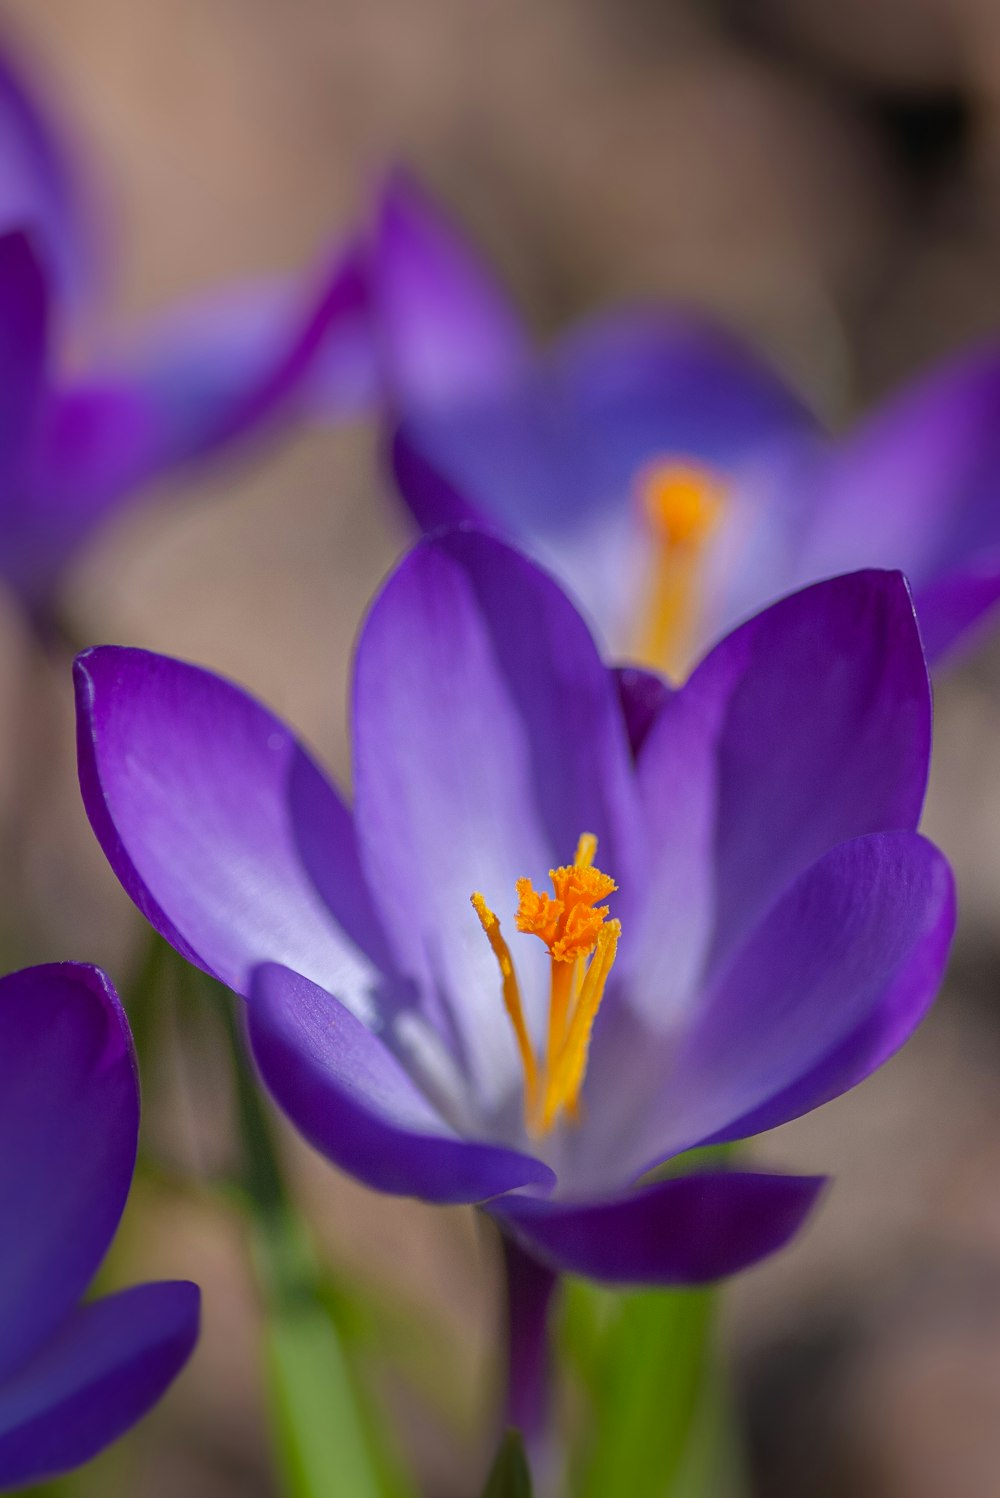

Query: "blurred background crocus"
left=0, top=42, right=368, bottom=628
left=0, top=962, right=199, bottom=1490
left=359, top=174, right=1000, bottom=678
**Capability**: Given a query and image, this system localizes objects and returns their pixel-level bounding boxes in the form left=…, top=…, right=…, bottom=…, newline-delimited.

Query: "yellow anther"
left=474, top=833, right=620, bottom=1136
left=633, top=458, right=726, bottom=679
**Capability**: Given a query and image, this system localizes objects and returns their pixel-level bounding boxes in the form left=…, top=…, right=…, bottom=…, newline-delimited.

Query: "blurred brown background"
left=6, top=1, right=1000, bottom=1494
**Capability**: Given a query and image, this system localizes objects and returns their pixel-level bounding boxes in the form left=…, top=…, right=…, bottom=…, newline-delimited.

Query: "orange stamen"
left=633, top=459, right=725, bottom=679
left=475, top=833, right=620, bottom=1135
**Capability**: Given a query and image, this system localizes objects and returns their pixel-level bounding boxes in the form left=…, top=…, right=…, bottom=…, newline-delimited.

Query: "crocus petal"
left=790, top=343, right=1000, bottom=648
left=648, top=569, right=932, bottom=970
left=371, top=170, right=528, bottom=409
left=0, top=965, right=137, bottom=1381
left=0, top=43, right=94, bottom=306
left=495, top=1171, right=825, bottom=1285
left=554, top=309, right=817, bottom=474
left=912, top=556, right=1000, bottom=664
left=0, top=230, right=47, bottom=473
left=75, top=647, right=391, bottom=1021
left=248, top=963, right=554, bottom=1204
left=352, top=528, right=639, bottom=1112
left=613, top=666, right=673, bottom=760
left=633, top=831, right=954, bottom=1165
left=0, top=1281, right=199, bottom=1489
left=121, top=241, right=373, bottom=471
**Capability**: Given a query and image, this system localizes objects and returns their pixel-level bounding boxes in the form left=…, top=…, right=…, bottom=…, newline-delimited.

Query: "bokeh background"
left=7, top=2, right=1000, bottom=1494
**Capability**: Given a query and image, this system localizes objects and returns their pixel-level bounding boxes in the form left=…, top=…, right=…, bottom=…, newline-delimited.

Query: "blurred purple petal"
left=352, top=528, right=639, bottom=1109
left=249, top=963, right=554, bottom=1204
left=372, top=170, right=528, bottom=408
left=0, top=1281, right=199, bottom=1488
left=0, top=40, right=95, bottom=306
left=75, top=648, right=392, bottom=1018
left=0, top=230, right=48, bottom=471
left=0, top=965, right=137, bottom=1381
left=496, top=1171, right=825, bottom=1284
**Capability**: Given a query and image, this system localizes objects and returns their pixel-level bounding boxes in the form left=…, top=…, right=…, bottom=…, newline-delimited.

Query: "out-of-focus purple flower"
left=0, top=962, right=199, bottom=1487
left=75, top=529, right=953, bottom=1286
left=360, top=173, right=1000, bottom=675
left=0, top=39, right=374, bottom=623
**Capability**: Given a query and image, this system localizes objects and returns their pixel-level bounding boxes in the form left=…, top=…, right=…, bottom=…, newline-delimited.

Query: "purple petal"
left=0, top=965, right=137, bottom=1380
left=655, top=569, right=932, bottom=967
left=791, top=343, right=1000, bottom=648
left=120, top=240, right=373, bottom=469
left=352, top=528, right=639, bottom=1110
left=75, top=647, right=392, bottom=1019
left=0, top=41, right=95, bottom=307
left=0, top=230, right=48, bottom=472
left=495, top=1171, right=825, bottom=1285
left=388, top=313, right=817, bottom=655
left=248, top=963, right=554, bottom=1205
left=371, top=170, right=528, bottom=409
left=637, top=831, right=954, bottom=1163
left=0, top=1281, right=199, bottom=1488
left=912, top=555, right=1000, bottom=664
left=613, top=665, right=672, bottom=758
left=555, top=309, right=817, bottom=474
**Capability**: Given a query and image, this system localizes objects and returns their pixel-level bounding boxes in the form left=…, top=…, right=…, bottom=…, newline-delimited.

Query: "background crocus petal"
left=912, top=556, right=1000, bottom=664
left=352, top=528, right=640, bottom=1112
left=0, top=965, right=137, bottom=1383
left=0, top=230, right=48, bottom=473
left=554, top=309, right=818, bottom=474
left=0, top=1281, right=199, bottom=1489
left=631, top=831, right=954, bottom=1167
left=790, top=344, right=1000, bottom=623
left=120, top=241, right=374, bottom=470
left=613, top=666, right=672, bottom=759
left=390, top=421, right=481, bottom=533
left=495, top=1171, right=825, bottom=1285
left=0, top=41, right=95, bottom=307
left=75, top=647, right=392, bottom=1022
left=672, top=569, right=931, bottom=966
left=371, top=169, right=529, bottom=409
left=248, top=964, right=554, bottom=1204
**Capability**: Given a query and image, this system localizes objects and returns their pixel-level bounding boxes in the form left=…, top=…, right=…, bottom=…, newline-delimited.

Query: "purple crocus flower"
left=359, top=173, right=1000, bottom=676
left=0, top=39, right=371, bottom=624
left=74, top=528, right=953, bottom=1286
left=0, top=961, right=199, bottom=1487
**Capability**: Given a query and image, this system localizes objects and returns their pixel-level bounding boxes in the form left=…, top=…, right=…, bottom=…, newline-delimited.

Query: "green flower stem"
left=209, top=978, right=406, bottom=1498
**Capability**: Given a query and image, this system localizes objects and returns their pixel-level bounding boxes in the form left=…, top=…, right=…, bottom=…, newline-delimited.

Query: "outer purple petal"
left=352, top=528, right=639, bottom=1110
left=913, top=556, right=1000, bottom=664
left=634, top=832, right=955, bottom=1164
left=0, top=1281, right=199, bottom=1488
left=248, top=963, right=554, bottom=1205
left=119, top=241, right=373, bottom=471
left=0, top=965, right=137, bottom=1381
left=371, top=170, right=528, bottom=408
left=660, top=569, right=931, bottom=967
left=495, top=1171, right=825, bottom=1285
left=791, top=342, right=1000, bottom=660
left=74, top=647, right=392, bottom=1018
left=0, top=40, right=95, bottom=307
left=0, top=230, right=48, bottom=472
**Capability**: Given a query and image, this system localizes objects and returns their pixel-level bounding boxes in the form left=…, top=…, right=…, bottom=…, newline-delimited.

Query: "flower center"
left=632, top=459, right=726, bottom=679
left=471, top=833, right=621, bottom=1137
